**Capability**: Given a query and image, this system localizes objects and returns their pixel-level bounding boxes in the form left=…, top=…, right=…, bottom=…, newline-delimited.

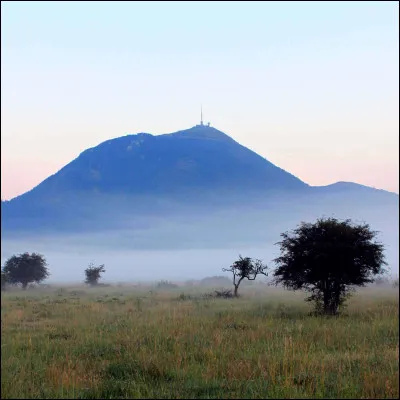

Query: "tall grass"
left=1, top=286, right=398, bottom=399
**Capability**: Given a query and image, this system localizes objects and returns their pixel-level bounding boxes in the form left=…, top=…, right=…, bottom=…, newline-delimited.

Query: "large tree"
left=223, top=255, right=268, bottom=297
left=3, top=253, right=50, bottom=290
left=273, top=218, right=387, bottom=315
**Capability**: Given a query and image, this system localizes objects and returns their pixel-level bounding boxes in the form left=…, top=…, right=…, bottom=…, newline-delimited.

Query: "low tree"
left=2, top=253, right=50, bottom=290
left=273, top=218, right=387, bottom=315
left=84, top=263, right=106, bottom=286
left=223, top=255, right=268, bottom=297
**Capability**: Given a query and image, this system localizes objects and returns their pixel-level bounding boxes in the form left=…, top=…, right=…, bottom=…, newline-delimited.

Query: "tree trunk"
left=234, top=285, right=239, bottom=297
left=323, top=291, right=338, bottom=315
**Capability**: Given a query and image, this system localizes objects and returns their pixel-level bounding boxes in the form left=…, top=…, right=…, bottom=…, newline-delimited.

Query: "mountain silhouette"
left=23, top=124, right=307, bottom=196
left=1, top=124, right=398, bottom=235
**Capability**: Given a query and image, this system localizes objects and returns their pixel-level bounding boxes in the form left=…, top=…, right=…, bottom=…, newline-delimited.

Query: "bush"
left=214, top=289, right=234, bottom=298
left=84, top=263, right=106, bottom=286
left=156, top=280, right=178, bottom=289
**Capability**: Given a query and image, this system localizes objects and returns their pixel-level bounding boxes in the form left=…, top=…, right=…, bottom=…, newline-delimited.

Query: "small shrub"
left=156, top=280, right=178, bottom=289
left=84, top=263, right=106, bottom=286
left=214, top=289, right=234, bottom=298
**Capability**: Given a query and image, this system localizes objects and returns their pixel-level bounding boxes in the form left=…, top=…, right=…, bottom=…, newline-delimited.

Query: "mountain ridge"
left=6, top=125, right=309, bottom=200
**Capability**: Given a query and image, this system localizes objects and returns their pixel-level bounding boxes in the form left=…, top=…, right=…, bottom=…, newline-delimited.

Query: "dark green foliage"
left=84, top=263, right=106, bottom=286
left=2, top=253, right=49, bottom=290
left=223, top=255, right=268, bottom=297
left=273, top=218, right=387, bottom=315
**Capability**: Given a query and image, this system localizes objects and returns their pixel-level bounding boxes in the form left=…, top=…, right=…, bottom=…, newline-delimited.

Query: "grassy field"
left=1, top=285, right=398, bottom=399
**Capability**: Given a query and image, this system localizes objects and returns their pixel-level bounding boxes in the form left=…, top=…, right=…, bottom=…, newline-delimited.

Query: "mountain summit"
left=11, top=124, right=308, bottom=200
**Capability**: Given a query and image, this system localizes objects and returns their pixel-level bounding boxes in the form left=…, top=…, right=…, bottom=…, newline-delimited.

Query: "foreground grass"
left=1, top=286, right=398, bottom=399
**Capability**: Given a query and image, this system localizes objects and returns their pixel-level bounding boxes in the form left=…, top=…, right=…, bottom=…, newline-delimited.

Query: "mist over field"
left=2, top=193, right=398, bottom=283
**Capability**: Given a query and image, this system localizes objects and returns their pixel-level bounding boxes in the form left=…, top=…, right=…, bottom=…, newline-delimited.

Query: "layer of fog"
left=1, top=191, right=398, bottom=283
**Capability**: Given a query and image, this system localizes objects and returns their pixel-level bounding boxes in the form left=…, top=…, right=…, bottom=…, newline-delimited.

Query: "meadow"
left=1, top=284, right=398, bottom=399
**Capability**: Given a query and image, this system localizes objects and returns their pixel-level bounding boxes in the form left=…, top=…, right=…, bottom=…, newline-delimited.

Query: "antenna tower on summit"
left=200, top=105, right=204, bottom=126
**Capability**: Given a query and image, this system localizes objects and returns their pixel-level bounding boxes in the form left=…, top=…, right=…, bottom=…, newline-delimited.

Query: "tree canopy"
left=273, top=218, right=387, bottom=315
left=2, top=253, right=50, bottom=290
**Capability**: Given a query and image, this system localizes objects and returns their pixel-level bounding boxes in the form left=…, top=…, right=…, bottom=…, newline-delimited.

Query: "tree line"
left=1, top=217, right=390, bottom=316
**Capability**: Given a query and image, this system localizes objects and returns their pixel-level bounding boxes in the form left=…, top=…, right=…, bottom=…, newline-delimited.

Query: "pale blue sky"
left=1, top=1, right=399, bottom=199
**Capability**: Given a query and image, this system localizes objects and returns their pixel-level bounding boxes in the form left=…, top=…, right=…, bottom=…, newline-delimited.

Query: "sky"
left=1, top=1, right=399, bottom=200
